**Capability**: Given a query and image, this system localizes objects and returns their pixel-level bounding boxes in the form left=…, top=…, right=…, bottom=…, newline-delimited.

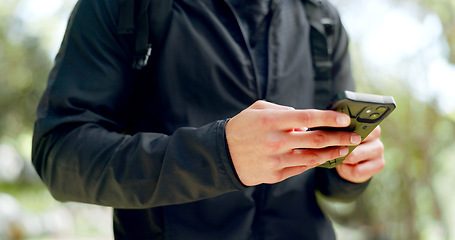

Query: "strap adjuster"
left=133, top=44, right=152, bottom=70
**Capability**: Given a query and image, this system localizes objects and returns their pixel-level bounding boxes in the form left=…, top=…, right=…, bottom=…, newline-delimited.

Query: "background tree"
left=412, top=0, right=455, bottom=63
left=321, top=69, right=455, bottom=239
left=324, top=0, right=455, bottom=239
left=1, top=0, right=454, bottom=239
left=0, top=1, right=113, bottom=239
left=0, top=0, right=50, bottom=144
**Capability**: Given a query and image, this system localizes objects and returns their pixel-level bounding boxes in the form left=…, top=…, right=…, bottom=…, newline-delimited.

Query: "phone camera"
left=358, top=105, right=389, bottom=123
left=376, top=106, right=387, bottom=113
left=368, top=106, right=388, bottom=120
left=369, top=113, right=381, bottom=120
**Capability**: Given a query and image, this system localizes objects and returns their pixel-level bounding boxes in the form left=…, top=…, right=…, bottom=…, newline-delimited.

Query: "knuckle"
left=349, top=168, right=360, bottom=179
left=252, top=100, right=267, bottom=108
left=305, top=152, right=320, bottom=165
left=375, top=126, right=382, bottom=135
left=259, top=114, right=277, bottom=130
left=311, top=132, right=327, bottom=147
left=377, top=157, right=386, bottom=171
left=347, top=148, right=358, bottom=159
left=264, top=134, right=286, bottom=153
left=267, top=155, right=283, bottom=169
left=377, top=140, right=385, bottom=152
left=369, top=126, right=382, bottom=139
left=298, top=111, right=311, bottom=125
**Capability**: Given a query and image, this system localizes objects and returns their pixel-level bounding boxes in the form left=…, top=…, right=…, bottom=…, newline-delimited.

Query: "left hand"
left=336, top=126, right=385, bottom=183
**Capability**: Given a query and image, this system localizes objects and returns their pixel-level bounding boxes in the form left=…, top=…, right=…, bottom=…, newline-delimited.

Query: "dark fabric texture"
left=32, top=0, right=366, bottom=239
left=227, top=0, right=281, bottom=96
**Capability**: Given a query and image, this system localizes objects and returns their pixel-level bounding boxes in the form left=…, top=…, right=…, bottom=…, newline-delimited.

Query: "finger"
left=256, top=109, right=351, bottom=131
left=268, top=130, right=361, bottom=151
left=337, top=157, right=385, bottom=183
left=273, top=147, right=350, bottom=169
left=363, top=126, right=382, bottom=143
left=342, top=138, right=384, bottom=165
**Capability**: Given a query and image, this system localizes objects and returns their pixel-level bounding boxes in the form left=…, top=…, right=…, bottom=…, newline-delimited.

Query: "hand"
left=336, top=126, right=385, bottom=183
left=225, top=100, right=362, bottom=186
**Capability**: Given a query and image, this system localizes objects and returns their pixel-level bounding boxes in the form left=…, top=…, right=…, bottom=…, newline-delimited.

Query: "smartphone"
left=316, top=91, right=396, bottom=168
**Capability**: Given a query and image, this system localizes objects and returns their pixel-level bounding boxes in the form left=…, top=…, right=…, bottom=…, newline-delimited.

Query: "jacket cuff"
left=216, top=119, right=247, bottom=190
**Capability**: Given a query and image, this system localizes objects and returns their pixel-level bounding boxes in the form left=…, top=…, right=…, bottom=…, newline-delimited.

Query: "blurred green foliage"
left=323, top=70, right=455, bottom=239
left=412, top=0, right=455, bottom=63
left=0, top=1, right=50, bottom=145
left=321, top=0, right=455, bottom=237
left=0, top=1, right=59, bottom=239
left=0, top=0, right=454, bottom=239
left=0, top=1, right=112, bottom=239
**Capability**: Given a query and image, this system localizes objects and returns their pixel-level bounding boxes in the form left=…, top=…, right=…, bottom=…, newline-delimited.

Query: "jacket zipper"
left=265, top=0, right=285, bottom=100
left=223, top=0, right=286, bottom=100
left=223, top=0, right=264, bottom=99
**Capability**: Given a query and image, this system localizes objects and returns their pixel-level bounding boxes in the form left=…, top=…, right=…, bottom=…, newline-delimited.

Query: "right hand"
left=225, top=100, right=361, bottom=186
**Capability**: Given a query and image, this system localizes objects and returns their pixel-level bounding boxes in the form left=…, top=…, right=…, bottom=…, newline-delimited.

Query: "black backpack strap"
left=118, top=0, right=136, bottom=34
left=117, top=0, right=172, bottom=70
left=303, top=0, right=336, bottom=109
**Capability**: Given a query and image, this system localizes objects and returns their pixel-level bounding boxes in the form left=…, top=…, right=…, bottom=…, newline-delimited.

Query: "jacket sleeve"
left=314, top=1, right=370, bottom=201
left=32, top=0, right=245, bottom=209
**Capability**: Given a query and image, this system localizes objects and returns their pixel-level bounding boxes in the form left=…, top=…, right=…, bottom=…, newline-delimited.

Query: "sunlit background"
left=1, top=0, right=455, bottom=239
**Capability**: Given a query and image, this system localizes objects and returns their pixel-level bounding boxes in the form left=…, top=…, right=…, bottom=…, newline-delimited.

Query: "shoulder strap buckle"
left=303, top=0, right=336, bottom=109
left=133, top=44, right=153, bottom=70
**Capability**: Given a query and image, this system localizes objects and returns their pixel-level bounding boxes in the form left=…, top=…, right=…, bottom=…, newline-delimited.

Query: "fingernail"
left=340, top=147, right=349, bottom=156
left=351, top=134, right=361, bottom=144
left=337, top=115, right=350, bottom=126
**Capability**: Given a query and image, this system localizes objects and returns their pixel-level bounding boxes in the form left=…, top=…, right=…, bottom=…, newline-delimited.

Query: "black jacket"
left=32, top=0, right=369, bottom=239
